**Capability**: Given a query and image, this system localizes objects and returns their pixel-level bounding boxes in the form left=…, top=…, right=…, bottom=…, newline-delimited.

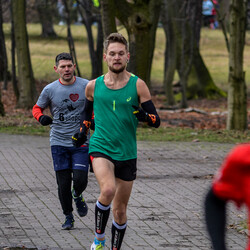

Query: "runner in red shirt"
left=205, top=144, right=250, bottom=250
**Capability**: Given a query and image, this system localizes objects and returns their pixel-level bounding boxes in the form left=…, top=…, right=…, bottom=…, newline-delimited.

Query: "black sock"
left=95, top=200, right=111, bottom=238
left=205, top=187, right=227, bottom=250
left=111, top=220, right=127, bottom=250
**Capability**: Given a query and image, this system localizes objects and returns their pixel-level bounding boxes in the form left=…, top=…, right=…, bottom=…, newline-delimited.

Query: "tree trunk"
left=0, top=89, right=4, bottom=116
left=10, top=1, right=19, bottom=99
left=78, top=0, right=103, bottom=79
left=84, top=18, right=103, bottom=78
left=94, top=19, right=104, bottom=78
left=100, top=0, right=117, bottom=38
left=36, top=0, right=57, bottom=38
left=12, top=0, right=37, bottom=109
left=218, top=0, right=230, bottom=30
left=162, top=0, right=196, bottom=108
left=188, top=0, right=226, bottom=99
left=226, top=0, right=247, bottom=130
left=0, top=0, right=8, bottom=90
left=191, top=47, right=226, bottom=98
left=161, top=0, right=225, bottom=107
left=114, top=0, right=162, bottom=87
left=0, top=0, right=5, bottom=115
left=161, top=0, right=177, bottom=106
left=216, top=0, right=230, bottom=52
left=63, top=0, right=81, bottom=77
left=178, top=0, right=198, bottom=108
left=247, top=0, right=250, bottom=29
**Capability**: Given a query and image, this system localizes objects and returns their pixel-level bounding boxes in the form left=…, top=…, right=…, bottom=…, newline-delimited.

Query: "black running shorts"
left=90, top=152, right=137, bottom=181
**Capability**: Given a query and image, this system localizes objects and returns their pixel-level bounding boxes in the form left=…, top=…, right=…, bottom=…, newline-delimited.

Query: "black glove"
left=72, top=132, right=87, bottom=147
left=132, top=105, right=148, bottom=122
left=39, top=115, right=53, bottom=126
left=90, top=118, right=95, bottom=130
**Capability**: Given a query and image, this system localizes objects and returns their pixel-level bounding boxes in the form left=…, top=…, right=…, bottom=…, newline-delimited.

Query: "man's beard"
left=109, top=65, right=126, bottom=74
left=62, top=74, right=73, bottom=82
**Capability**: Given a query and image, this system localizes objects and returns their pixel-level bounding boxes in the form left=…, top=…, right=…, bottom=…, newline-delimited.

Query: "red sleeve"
left=32, top=104, right=44, bottom=122
left=212, top=144, right=250, bottom=207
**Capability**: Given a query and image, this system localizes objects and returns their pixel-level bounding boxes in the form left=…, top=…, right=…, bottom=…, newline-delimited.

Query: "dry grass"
left=200, top=28, right=250, bottom=90
left=152, top=27, right=250, bottom=90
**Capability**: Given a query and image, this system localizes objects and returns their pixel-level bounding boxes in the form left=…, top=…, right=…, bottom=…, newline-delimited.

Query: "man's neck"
left=104, top=71, right=130, bottom=89
left=59, top=76, right=76, bottom=85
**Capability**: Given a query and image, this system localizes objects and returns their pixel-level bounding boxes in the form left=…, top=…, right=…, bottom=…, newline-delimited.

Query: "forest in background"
left=0, top=0, right=250, bottom=130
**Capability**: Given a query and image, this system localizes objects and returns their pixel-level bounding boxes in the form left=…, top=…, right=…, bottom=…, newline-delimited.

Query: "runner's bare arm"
left=85, top=80, right=96, bottom=101
left=136, top=78, right=152, bottom=104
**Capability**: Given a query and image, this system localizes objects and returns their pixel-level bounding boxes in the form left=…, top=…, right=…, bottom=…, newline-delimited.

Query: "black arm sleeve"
left=204, top=187, right=227, bottom=250
left=141, top=100, right=160, bottom=128
left=80, top=99, right=93, bottom=134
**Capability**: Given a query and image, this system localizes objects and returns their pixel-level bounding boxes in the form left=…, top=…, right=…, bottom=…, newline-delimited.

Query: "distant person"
left=32, top=52, right=89, bottom=230
left=202, top=0, right=215, bottom=29
left=205, top=143, right=250, bottom=250
left=57, top=0, right=65, bottom=25
left=72, top=0, right=83, bottom=25
left=72, top=33, right=160, bottom=250
left=211, top=0, right=219, bottom=29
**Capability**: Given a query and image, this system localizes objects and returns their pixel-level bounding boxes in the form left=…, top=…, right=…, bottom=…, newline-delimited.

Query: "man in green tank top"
left=72, top=33, right=160, bottom=250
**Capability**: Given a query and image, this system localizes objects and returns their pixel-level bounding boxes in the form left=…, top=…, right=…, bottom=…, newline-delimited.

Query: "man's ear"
left=103, top=53, right=107, bottom=61
left=54, top=65, right=58, bottom=73
left=127, top=52, right=130, bottom=62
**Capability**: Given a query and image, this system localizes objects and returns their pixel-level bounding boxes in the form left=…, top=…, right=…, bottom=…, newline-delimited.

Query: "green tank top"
left=89, top=74, right=139, bottom=160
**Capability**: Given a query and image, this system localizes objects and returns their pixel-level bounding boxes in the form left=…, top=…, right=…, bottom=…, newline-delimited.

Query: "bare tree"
left=247, top=0, right=250, bottom=29
left=160, top=0, right=178, bottom=106
left=12, top=0, right=37, bottom=108
left=114, top=0, right=162, bottom=87
left=0, top=0, right=8, bottom=91
left=10, top=1, right=19, bottom=100
left=35, top=0, right=57, bottom=38
left=78, top=0, right=103, bottom=79
left=99, top=0, right=162, bottom=87
left=218, top=0, right=230, bottom=29
left=161, top=0, right=225, bottom=107
left=226, top=0, right=247, bottom=130
left=100, top=0, right=117, bottom=38
left=63, top=0, right=81, bottom=77
left=177, top=0, right=196, bottom=108
left=0, top=0, right=5, bottom=115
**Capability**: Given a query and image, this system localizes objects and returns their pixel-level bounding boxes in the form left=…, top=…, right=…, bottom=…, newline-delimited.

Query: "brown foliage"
left=1, top=81, right=250, bottom=129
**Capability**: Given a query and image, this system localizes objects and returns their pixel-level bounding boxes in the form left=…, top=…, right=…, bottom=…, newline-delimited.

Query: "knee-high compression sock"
left=95, top=200, right=111, bottom=239
left=205, top=187, right=227, bottom=250
left=111, top=220, right=127, bottom=250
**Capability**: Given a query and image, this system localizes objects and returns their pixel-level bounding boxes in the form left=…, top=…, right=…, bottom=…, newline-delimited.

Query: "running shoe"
left=90, top=238, right=105, bottom=250
left=62, top=213, right=74, bottom=230
left=72, top=188, right=88, bottom=217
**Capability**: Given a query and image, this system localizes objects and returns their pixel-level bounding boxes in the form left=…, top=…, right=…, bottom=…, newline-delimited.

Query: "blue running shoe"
left=72, top=188, right=88, bottom=217
left=62, top=213, right=74, bottom=230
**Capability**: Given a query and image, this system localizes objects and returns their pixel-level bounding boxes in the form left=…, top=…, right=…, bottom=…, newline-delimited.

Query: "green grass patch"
left=0, top=115, right=50, bottom=136
left=1, top=123, right=250, bottom=144
left=0, top=125, right=50, bottom=136
left=137, top=126, right=250, bottom=143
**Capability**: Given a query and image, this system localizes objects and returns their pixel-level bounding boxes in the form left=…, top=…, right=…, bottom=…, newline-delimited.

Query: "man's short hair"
left=103, top=33, right=129, bottom=53
left=55, top=52, right=73, bottom=66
